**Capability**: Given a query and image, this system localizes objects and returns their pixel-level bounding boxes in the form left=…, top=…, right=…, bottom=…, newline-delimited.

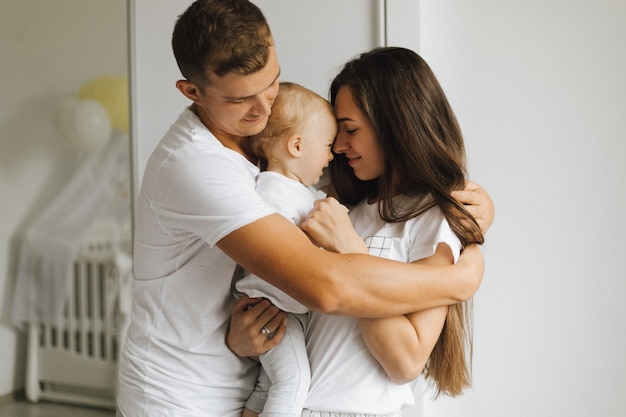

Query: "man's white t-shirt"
left=304, top=196, right=462, bottom=414
left=117, top=108, right=275, bottom=417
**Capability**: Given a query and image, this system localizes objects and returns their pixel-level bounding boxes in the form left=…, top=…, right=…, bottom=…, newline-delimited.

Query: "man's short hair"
left=172, top=0, right=274, bottom=87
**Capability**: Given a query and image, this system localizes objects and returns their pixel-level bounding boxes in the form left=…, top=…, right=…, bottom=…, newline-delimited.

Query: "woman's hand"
left=452, top=180, right=495, bottom=234
left=226, top=295, right=287, bottom=358
left=301, top=197, right=368, bottom=254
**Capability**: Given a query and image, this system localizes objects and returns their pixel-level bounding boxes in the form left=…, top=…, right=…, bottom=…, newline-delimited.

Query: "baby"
left=235, top=82, right=337, bottom=417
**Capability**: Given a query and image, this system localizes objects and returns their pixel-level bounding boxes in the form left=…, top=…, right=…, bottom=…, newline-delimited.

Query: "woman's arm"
left=357, top=243, right=452, bottom=384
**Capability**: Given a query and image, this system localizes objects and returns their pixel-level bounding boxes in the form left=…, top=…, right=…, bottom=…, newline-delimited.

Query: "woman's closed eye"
left=340, top=126, right=357, bottom=135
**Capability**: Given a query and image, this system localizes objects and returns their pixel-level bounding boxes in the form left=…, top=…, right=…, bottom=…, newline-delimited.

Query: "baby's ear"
left=286, top=134, right=303, bottom=157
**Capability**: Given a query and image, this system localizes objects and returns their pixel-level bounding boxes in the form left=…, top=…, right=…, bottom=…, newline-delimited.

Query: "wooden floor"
left=0, top=399, right=115, bottom=417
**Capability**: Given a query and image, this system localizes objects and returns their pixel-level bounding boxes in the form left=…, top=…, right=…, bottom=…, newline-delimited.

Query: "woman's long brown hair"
left=330, top=47, right=484, bottom=397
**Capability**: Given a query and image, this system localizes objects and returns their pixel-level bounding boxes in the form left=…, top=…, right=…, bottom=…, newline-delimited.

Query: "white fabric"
left=236, top=171, right=315, bottom=416
left=235, top=171, right=314, bottom=314
left=247, top=313, right=310, bottom=417
left=302, top=411, right=401, bottom=417
left=116, top=108, right=275, bottom=417
left=11, top=130, right=131, bottom=327
left=304, top=196, right=461, bottom=414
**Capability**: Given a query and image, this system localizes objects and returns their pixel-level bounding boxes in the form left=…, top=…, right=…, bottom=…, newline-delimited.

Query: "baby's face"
left=298, top=112, right=336, bottom=186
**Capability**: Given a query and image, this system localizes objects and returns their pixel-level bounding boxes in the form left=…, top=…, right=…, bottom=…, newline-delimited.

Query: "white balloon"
left=56, top=98, right=112, bottom=153
left=74, top=100, right=112, bottom=152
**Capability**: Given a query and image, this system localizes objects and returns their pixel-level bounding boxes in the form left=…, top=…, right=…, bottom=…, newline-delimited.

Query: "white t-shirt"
left=235, top=171, right=315, bottom=313
left=304, top=196, right=462, bottom=414
left=117, top=108, right=275, bottom=417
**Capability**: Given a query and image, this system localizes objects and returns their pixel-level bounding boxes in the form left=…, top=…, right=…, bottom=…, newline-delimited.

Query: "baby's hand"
left=301, top=197, right=368, bottom=254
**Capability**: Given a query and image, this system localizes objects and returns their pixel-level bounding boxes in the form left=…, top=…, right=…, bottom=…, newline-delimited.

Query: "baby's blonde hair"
left=251, top=82, right=333, bottom=165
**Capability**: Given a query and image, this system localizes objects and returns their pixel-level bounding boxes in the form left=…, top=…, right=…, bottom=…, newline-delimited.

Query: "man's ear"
left=176, top=79, right=202, bottom=105
left=286, top=134, right=303, bottom=157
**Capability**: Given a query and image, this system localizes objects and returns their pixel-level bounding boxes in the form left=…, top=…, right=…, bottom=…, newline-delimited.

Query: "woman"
left=232, top=46, right=489, bottom=417
left=302, top=47, right=484, bottom=417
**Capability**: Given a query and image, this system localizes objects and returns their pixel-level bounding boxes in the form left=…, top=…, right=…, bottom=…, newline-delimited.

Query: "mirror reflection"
left=1, top=0, right=130, bottom=411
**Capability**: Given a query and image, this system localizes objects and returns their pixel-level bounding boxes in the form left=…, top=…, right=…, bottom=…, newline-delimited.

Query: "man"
left=116, top=1, right=495, bottom=416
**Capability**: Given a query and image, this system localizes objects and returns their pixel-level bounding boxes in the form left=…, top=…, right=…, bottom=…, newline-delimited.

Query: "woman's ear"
left=176, top=80, right=202, bottom=105
left=286, top=134, right=303, bottom=157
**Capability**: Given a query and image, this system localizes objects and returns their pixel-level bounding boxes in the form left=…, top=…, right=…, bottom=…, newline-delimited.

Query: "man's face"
left=196, top=46, right=281, bottom=141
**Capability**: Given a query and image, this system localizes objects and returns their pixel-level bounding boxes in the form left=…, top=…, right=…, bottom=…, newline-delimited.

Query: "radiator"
left=25, top=238, right=131, bottom=410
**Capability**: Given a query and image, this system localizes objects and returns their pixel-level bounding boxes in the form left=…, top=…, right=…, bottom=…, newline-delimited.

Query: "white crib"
left=25, top=237, right=131, bottom=409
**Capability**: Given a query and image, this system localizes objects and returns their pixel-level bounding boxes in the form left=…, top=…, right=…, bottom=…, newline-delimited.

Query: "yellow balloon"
left=78, top=75, right=129, bottom=132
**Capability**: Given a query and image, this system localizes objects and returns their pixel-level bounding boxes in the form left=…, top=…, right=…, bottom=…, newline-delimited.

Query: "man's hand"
left=454, top=244, right=484, bottom=301
left=452, top=180, right=496, bottom=234
left=226, top=295, right=287, bottom=358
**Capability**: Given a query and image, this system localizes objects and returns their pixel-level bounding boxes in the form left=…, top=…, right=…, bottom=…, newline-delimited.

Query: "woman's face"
left=332, top=86, right=385, bottom=181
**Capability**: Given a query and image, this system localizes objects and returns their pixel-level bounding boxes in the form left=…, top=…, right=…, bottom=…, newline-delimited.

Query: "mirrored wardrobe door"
left=1, top=0, right=131, bottom=406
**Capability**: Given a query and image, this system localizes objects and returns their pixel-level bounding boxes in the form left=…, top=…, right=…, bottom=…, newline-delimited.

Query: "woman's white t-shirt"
left=304, top=196, right=462, bottom=414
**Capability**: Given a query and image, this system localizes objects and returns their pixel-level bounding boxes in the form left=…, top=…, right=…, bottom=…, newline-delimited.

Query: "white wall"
left=131, top=0, right=380, bottom=195
left=128, top=0, right=190, bottom=195
left=417, top=1, right=626, bottom=416
left=0, top=0, right=128, bottom=397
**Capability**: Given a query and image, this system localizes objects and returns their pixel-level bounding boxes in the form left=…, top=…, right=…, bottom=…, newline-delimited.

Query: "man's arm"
left=217, top=212, right=483, bottom=318
left=453, top=180, right=495, bottom=234
left=225, top=182, right=493, bottom=357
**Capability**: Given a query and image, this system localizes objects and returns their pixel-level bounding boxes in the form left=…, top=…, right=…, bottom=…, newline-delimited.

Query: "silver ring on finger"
left=260, top=325, right=272, bottom=338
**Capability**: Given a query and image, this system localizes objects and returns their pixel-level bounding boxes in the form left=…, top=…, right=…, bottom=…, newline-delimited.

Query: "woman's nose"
left=333, top=136, right=347, bottom=154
